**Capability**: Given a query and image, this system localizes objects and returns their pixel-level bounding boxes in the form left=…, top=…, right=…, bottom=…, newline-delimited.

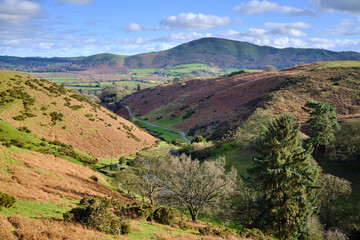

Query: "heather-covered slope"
left=122, top=61, right=360, bottom=139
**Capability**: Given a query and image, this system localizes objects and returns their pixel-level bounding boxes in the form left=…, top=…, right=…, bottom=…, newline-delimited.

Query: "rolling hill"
left=0, top=70, right=157, bottom=203
left=2, top=38, right=360, bottom=73
left=121, top=61, right=360, bottom=139
left=0, top=71, right=247, bottom=239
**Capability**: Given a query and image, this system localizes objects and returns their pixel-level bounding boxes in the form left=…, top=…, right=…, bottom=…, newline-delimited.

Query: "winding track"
left=124, top=105, right=191, bottom=143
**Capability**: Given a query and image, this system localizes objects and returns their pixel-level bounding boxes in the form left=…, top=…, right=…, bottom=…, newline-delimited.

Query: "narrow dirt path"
left=124, top=105, right=191, bottom=143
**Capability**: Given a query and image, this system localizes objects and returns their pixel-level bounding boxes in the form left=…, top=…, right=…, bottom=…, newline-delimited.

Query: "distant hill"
left=122, top=61, right=360, bottom=139
left=2, top=38, right=360, bottom=72
left=124, top=38, right=360, bottom=69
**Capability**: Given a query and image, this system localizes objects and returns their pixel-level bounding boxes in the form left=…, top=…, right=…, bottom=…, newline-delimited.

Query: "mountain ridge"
left=2, top=38, right=360, bottom=72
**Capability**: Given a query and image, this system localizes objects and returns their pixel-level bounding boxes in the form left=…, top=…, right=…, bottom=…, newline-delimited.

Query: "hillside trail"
left=124, top=105, right=191, bottom=143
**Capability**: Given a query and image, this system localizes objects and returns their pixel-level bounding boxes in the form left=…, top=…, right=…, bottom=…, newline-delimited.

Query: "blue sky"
left=0, top=0, right=360, bottom=57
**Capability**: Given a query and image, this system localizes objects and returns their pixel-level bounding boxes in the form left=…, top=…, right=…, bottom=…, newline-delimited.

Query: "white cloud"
left=121, top=22, right=170, bottom=32
left=161, top=13, right=230, bottom=30
left=116, top=32, right=212, bottom=45
left=57, top=0, right=94, bottom=5
left=327, top=19, right=360, bottom=36
left=313, top=0, right=360, bottom=15
left=0, top=0, right=42, bottom=25
left=234, top=0, right=316, bottom=17
left=122, top=23, right=142, bottom=32
left=263, top=22, right=311, bottom=29
left=273, top=37, right=307, bottom=48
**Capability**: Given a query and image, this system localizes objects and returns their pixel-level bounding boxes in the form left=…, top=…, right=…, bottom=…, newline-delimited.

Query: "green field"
left=129, top=63, right=221, bottom=77
left=134, top=120, right=186, bottom=143
left=63, top=80, right=158, bottom=91
left=43, top=77, right=77, bottom=84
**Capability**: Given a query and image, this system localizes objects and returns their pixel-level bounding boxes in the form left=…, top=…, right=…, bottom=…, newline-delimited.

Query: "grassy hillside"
left=0, top=71, right=247, bottom=239
left=0, top=70, right=156, bottom=157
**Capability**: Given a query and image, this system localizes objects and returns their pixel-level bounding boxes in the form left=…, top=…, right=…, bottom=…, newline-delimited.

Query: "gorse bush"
left=0, top=192, right=16, bottom=209
left=153, top=206, right=179, bottom=225
left=63, top=197, right=129, bottom=235
left=237, top=228, right=268, bottom=240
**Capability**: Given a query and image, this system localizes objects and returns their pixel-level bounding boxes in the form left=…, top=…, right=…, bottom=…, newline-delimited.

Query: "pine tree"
left=302, top=101, right=340, bottom=153
left=249, top=114, right=319, bottom=240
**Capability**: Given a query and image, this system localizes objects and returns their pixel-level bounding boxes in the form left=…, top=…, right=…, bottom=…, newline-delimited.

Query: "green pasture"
left=134, top=121, right=186, bottom=143
left=0, top=199, right=74, bottom=219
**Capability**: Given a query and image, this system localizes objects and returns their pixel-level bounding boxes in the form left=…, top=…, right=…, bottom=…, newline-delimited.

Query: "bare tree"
left=162, top=154, right=237, bottom=222
left=263, top=65, right=276, bottom=72
left=114, top=147, right=171, bottom=205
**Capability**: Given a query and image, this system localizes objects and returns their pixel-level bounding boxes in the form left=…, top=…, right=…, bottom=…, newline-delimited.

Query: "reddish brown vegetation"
left=123, top=69, right=300, bottom=137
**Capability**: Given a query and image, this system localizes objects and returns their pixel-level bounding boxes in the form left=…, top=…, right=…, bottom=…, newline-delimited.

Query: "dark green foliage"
left=170, top=139, right=182, bottom=146
left=126, top=132, right=141, bottom=142
left=0, top=192, right=16, bottom=209
left=124, top=202, right=155, bottom=219
left=317, top=174, right=352, bottom=230
left=120, top=221, right=131, bottom=235
left=153, top=206, right=179, bottom=225
left=118, top=156, right=126, bottom=165
left=198, top=226, right=230, bottom=238
left=326, top=120, right=360, bottom=162
left=69, top=105, right=83, bottom=110
left=89, top=175, right=98, bottom=182
left=63, top=197, right=129, bottom=235
left=237, top=228, right=268, bottom=240
left=182, top=109, right=195, bottom=119
left=178, top=141, right=214, bottom=160
left=49, top=111, right=64, bottom=124
left=228, top=70, right=246, bottom=77
left=302, top=101, right=340, bottom=150
left=178, top=221, right=191, bottom=230
left=191, top=135, right=206, bottom=143
left=18, top=126, right=31, bottom=133
left=57, top=145, right=98, bottom=164
left=249, top=114, right=319, bottom=239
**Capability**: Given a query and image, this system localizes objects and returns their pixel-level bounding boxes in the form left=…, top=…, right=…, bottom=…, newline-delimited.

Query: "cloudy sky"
left=1, top=0, right=360, bottom=57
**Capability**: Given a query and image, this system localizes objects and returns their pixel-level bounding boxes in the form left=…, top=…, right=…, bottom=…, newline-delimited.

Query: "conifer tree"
left=302, top=101, right=340, bottom=153
left=249, top=114, right=318, bottom=240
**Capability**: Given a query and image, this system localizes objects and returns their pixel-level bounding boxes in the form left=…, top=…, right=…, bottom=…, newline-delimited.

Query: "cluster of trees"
left=115, top=147, right=237, bottom=222
left=114, top=101, right=357, bottom=239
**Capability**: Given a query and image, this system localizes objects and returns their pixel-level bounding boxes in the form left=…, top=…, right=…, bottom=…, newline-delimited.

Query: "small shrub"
left=123, top=202, right=154, bottom=219
left=18, top=126, right=31, bottom=133
left=50, top=111, right=64, bottom=124
left=323, top=229, right=349, bottom=240
left=121, top=221, right=131, bottom=235
left=238, top=228, right=267, bottom=240
left=178, top=221, right=191, bottom=230
left=89, top=175, right=98, bottom=182
left=199, top=226, right=214, bottom=235
left=153, top=206, right=179, bottom=225
left=0, top=192, right=16, bottom=209
left=119, top=156, right=127, bottom=165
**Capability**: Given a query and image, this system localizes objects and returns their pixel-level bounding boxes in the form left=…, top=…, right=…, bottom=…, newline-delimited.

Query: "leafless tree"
left=162, top=154, right=237, bottom=222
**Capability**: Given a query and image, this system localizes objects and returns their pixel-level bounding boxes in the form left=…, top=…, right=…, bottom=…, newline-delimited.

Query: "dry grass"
left=0, top=146, right=128, bottom=203
left=2, top=215, right=110, bottom=240
left=0, top=70, right=157, bottom=158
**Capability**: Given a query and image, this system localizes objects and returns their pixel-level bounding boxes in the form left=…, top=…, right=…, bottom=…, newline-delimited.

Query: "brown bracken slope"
left=0, top=70, right=156, bottom=158
left=122, top=61, right=360, bottom=139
